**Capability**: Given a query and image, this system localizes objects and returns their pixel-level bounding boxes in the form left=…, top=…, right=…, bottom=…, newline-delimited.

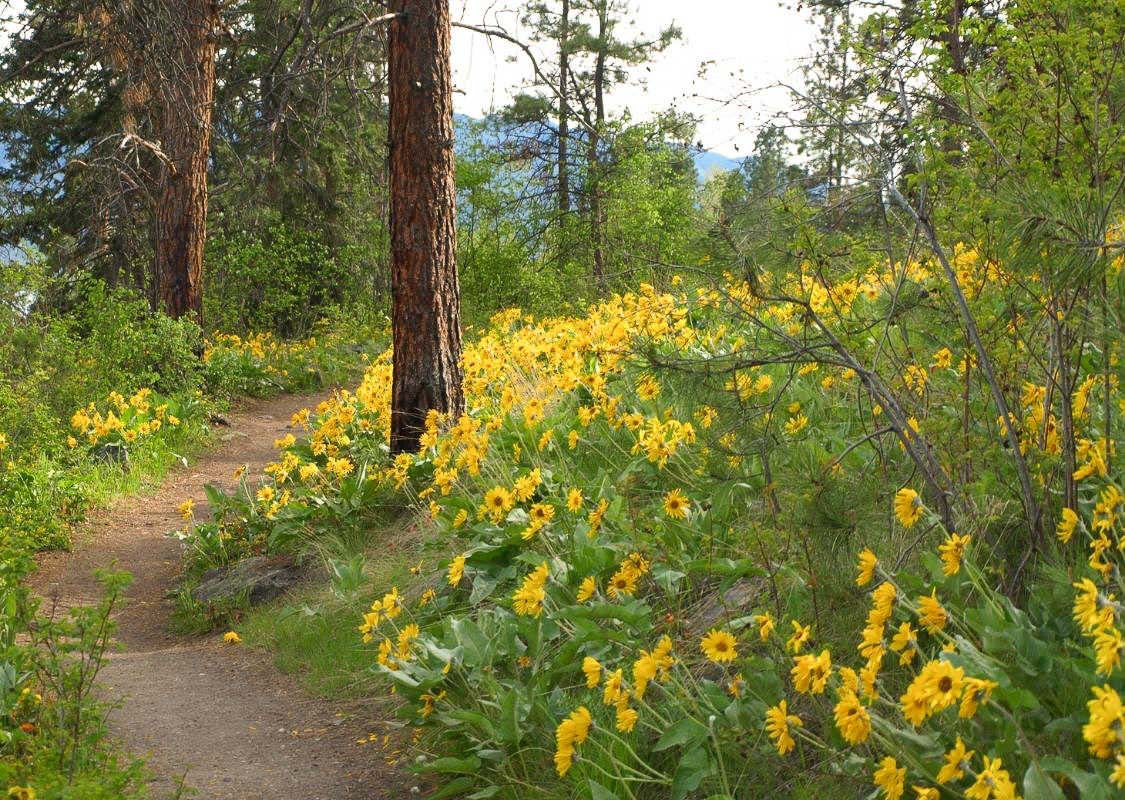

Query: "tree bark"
left=388, top=0, right=464, bottom=454
left=153, top=0, right=218, bottom=326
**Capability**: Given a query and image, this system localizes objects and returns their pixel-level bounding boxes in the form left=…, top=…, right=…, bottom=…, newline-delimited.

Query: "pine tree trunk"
left=388, top=0, right=464, bottom=455
left=153, top=0, right=218, bottom=326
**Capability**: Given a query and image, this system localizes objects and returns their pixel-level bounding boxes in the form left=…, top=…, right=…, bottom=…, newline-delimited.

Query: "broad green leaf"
left=1022, top=762, right=1065, bottom=800
left=671, top=745, right=711, bottom=800
left=654, top=718, right=709, bottom=752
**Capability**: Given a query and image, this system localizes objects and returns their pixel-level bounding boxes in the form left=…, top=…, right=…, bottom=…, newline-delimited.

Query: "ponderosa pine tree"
left=152, top=0, right=219, bottom=325
left=387, top=0, right=464, bottom=454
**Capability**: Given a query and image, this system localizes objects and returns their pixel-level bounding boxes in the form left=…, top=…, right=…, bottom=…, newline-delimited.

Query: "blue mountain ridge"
left=453, top=113, right=741, bottom=181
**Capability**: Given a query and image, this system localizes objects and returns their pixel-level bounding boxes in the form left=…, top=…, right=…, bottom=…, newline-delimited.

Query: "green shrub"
left=205, top=224, right=361, bottom=337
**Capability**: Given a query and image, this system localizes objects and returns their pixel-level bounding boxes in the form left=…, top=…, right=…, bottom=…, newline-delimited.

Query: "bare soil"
left=31, top=392, right=414, bottom=799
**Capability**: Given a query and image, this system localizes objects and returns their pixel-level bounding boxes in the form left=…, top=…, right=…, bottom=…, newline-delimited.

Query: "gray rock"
left=191, top=555, right=309, bottom=606
left=91, top=441, right=129, bottom=465
left=683, top=577, right=766, bottom=638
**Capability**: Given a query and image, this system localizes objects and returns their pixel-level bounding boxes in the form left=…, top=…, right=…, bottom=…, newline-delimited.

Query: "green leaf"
left=671, top=745, right=711, bottom=800
left=497, top=687, right=523, bottom=745
left=423, top=776, right=475, bottom=799
left=653, top=565, right=687, bottom=595
left=588, top=780, right=619, bottom=800
left=1036, top=757, right=1112, bottom=800
left=418, top=755, right=482, bottom=775
left=469, top=573, right=499, bottom=605
left=556, top=600, right=651, bottom=627
left=1022, top=762, right=1065, bottom=800
left=653, top=718, right=709, bottom=752
left=443, top=709, right=496, bottom=739
left=451, top=617, right=492, bottom=666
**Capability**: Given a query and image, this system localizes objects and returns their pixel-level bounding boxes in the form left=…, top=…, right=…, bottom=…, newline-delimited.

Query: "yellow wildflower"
left=765, top=700, right=801, bottom=755
left=894, top=488, right=924, bottom=527
left=938, top=533, right=971, bottom=576
left=755, top=612, right=775, bottom=641
left=873, top=756, right=906, bottom=800
left=582, top=656, right=602, bottom=689
left=855, top=548, right=877, bottom=586
left=917, top=590, right=948, bottom=633
left=448, top=554, right=466, bottom=587
left=700, top=629, right=738, bottom=663
left=663, top=488, right=689, bottom=519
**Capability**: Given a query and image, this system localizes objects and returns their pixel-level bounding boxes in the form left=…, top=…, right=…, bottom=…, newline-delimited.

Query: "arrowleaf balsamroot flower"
left=553, top=706, right=592, bottom=777
left=631, top=635, right=674, bottom=700
left=615, top=704, right=638, bottom=732
left=791, top=649, right=832, bottom=694
left=786, top=620, right=812, bottom=654
left=1092, top=625, right=1123, bottom=675
left=1083, top=684, right=1124, bottom=759
left=833, top=687, right=871, bottom=744
left=959, top=678, right=998, bottom=719
left=855, top=548, right=877, bottom=586
left=894, top=488, right=924, bottom=527
left=1072, top=578, right=1114, bottom=633
left=754, top=612, right=775, bottom=641
left=765, top=700, right=801, bottom=755
left=482, top=485, right=514, bottom=522
left=937, top=737, right=974, bottom=784
left=873, top=756, right=906, bottom=800
left=899, top=659, right=964, bottom=725
left=663, top=488, right=689, bottom=519
left=965, top=756, right=1017, bottom=800
left=1056, top=506, right=1079, bottom=543
left=917, top=589, right=948, bottom=633
left=700, top=629, right=738, bottom=663
left=581, top=657, right=601, bottom=688
left=576, top=575, right=596, bottom=602
left=783, top=413, right=808, bottom=435
left=447, top=554, right=466, bottom=587
left=513, top=563, right=549, bottom=617
left=602, top=669, right=625, bottom=707
left=889, top=621, right=918, bottom=665
left=938, top=533, right=971, bottom=576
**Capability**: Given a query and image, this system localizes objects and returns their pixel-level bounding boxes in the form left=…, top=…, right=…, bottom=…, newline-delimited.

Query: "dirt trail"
left=31, top=392, right=412, bottom=800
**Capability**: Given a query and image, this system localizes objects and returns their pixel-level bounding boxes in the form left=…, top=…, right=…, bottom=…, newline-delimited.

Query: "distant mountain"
left=454, top=114, right=741, bottom=182
left=691, top=149, right=742, bottom=179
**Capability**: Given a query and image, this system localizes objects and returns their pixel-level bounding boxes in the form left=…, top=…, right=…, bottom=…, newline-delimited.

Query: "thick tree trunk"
left=153, top=0, right=218, bottom=326
left=388, top=0, right=464, bottom=455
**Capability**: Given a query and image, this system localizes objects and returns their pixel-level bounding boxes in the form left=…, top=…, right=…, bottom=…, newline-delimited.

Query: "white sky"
left=450, top=0, right=818, bottom=157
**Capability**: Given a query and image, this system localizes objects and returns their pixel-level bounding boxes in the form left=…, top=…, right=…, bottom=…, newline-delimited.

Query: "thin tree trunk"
left=557, top=0, right=570, bottom=216
left=1051, top=314, right=1078, bottom=511
left=153, top=0, right=218, bottom=326
left=937, top=0, right=965, bottom=157
left=588, top=3, right=607, bottom=289
left=889, top=184, right=1042, bottom=545
left=388, top=0, right=464, bottom=454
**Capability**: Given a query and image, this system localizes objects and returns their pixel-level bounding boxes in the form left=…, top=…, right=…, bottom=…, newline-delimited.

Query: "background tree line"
left=0, top=0, right=805, bottom=335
